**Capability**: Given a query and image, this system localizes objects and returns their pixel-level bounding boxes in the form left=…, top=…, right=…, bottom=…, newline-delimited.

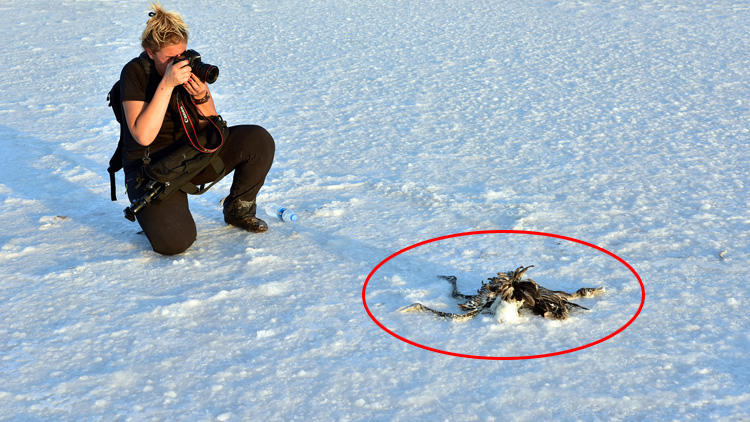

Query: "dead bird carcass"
left=398, top=266, right=605, bottom=321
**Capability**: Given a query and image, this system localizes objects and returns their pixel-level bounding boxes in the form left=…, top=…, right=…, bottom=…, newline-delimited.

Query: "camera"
left=176, top=49, right=219, bottom=84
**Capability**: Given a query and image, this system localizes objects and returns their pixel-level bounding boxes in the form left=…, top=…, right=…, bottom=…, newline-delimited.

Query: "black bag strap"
left=108, top=171, right=117, bottom=201
left=107, top=81, right=124, bottom=201
left=178, top=154, right=227, bottom=195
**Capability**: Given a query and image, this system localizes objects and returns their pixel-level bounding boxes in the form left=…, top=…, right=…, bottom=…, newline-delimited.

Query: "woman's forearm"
left=124, top=79, right=175, bottom=146
left=194, top=92, right=218, bottom=129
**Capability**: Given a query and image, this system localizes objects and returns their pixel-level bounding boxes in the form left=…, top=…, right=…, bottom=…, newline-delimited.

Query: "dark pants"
left=126, top=125, right=275, bottom=255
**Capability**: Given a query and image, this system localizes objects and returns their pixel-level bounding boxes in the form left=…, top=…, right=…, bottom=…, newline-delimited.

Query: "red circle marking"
left=362, top=230, right=645, bottom=360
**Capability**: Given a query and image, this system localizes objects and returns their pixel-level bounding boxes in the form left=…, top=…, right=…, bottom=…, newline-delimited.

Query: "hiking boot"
left=223, top=199, right=268, bottom=233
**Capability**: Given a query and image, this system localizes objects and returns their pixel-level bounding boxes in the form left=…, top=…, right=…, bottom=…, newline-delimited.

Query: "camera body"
left=177, top=49, right=219, bottom=84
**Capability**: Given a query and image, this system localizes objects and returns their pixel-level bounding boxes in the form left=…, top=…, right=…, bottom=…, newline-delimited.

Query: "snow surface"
left=1, top=0, right=748, bottom=420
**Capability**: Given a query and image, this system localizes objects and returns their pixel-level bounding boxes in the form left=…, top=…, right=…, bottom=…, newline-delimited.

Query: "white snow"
left=1, top=0, right=748, bottom=420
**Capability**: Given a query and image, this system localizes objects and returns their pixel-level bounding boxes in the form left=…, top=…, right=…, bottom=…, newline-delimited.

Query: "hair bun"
left=141, top=2, right=189, bottom=51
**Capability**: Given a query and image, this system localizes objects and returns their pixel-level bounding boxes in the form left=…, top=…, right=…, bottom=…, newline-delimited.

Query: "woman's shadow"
left=0, top=124, right=150, bottom=270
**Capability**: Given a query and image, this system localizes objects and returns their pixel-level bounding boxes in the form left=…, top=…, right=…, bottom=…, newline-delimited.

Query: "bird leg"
left=397, top=303, right=481, bottom=321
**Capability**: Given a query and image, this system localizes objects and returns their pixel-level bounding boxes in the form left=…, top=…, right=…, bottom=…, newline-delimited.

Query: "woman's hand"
left=182, top=72, right=217, bottom=120
left=162, top=58, right=192, bottom=87
left=183, top=73, right=208, bottom=100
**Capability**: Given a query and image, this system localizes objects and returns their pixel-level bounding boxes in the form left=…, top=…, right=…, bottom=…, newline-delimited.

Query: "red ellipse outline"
left=362, top=230, right=645, bottom=360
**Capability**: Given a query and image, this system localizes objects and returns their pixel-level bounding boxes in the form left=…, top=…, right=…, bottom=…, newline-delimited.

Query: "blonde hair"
left=140, top=2, right=188, bottom=52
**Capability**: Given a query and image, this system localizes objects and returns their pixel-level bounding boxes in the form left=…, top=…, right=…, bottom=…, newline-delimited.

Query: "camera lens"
left=199, top=64, right=219, bottom=84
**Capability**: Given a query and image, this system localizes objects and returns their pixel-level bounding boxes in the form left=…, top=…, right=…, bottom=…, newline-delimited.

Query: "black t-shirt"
left=119, top=53, right=185, bottom=163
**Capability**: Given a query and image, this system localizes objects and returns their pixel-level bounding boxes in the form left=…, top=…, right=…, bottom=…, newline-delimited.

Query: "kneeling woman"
left=120, top=4, right=274, bottom=255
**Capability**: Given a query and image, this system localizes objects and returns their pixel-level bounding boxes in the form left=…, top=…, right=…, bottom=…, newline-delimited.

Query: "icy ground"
left=1, top=0, right=748, bottom=420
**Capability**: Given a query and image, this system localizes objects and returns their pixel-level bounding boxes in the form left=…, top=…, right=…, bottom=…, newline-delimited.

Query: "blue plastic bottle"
left=264, top=203, right=298, bottom=222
